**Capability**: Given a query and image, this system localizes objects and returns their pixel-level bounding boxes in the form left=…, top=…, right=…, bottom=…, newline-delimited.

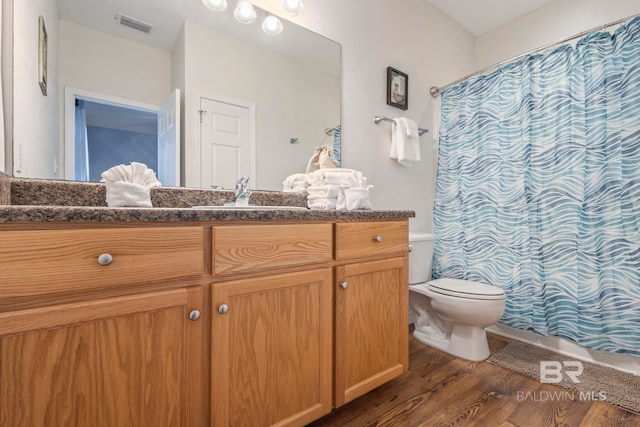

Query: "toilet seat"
left=427, top=278, right=505, bottom=301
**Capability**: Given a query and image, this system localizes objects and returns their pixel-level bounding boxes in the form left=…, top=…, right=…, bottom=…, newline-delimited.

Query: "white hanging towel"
left=390, top=117, right=421, bottom=167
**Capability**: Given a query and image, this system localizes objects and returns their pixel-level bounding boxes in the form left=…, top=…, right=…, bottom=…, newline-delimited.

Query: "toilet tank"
left=408, top=233, right=437, bottom=285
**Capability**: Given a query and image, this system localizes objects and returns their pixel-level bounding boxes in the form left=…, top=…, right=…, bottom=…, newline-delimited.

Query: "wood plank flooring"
left=308, top=332, right=640, bottom=427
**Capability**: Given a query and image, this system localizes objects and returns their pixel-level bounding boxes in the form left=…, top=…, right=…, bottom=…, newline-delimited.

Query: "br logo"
left=540, top=361, right=583, bottom=384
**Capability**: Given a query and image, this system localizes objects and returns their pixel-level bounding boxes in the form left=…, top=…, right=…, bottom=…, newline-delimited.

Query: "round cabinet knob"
left=189, top=310, right=201, bottom=321
left=97, top=253, right=113, bottom=266
left=218, top=304, right=229, bottom=315
left=340, top=281, right=349, bottom=289
left=374, top=235, right=383, bottom=243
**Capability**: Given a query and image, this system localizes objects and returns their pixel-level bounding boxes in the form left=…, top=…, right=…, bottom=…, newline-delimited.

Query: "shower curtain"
left=333, top=125, right=341, bottom=167
left=74, top=100, right=89, bottom=181
left=432, top=17, right=640, bottom=355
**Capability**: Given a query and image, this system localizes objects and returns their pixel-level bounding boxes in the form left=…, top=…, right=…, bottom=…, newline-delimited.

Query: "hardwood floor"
left=308, top=332, right=640, bottom=427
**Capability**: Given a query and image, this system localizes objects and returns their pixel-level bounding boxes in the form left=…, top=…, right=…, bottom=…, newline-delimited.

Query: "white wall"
left=0, top=0, right=5, bottom=174
left=13, top=0, right=59, bottom=178
left=475, top=0, right=640, bottom=69
left=58, top=20, right=172, bottom=106
left=180, top=20, right=340, bottom=190
left=273, top=0, right=476, bottom=233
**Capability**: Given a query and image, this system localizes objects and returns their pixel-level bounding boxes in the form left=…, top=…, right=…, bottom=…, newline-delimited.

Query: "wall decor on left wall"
left=38, top=15, right=47, bottom=96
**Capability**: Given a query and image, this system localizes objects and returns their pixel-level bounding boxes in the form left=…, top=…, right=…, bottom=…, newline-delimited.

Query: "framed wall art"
left=386, top=66, right=407, bottom=110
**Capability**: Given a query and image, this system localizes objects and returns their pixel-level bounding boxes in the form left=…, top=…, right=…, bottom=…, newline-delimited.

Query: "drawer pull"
left=340, top=281, right=349, bottom=289
left=189, top=310, right=201, bottom=321
left=374, top=235, right=383, bottom=243
left=97, top=253, right=113, bottom=266
left=218, top=304, right=229, bottom=315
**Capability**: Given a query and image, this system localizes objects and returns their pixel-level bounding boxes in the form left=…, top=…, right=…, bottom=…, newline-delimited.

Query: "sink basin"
left=192, top=205, right=307, bottom=210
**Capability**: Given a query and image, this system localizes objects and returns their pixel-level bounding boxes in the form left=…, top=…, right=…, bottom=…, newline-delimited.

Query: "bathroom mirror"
left=10, top=0, right=341, bottom=190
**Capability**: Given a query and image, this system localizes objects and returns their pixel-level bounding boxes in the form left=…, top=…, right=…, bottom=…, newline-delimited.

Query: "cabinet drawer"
left=335, top=221, right=408, bottom=260
left=213, top=224, right=332, bottom=275
left=0, top=227, right=203, bottom=299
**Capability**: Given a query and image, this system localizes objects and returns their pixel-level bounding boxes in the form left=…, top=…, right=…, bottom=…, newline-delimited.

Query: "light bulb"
left=202, top=0, right=227, bottom=11
left=282, top=0, right=303, bottom=15
left=234, top=1, right=257, bottom=24
left=262, top=15, right=283, bottom=35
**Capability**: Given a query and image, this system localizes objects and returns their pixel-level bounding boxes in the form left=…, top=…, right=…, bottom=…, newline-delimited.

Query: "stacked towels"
left=282, top=173, right=310, bottom=194
left=307, top=184, right=341, bottom=209
left=282, top=168, right=374, bottom=210
left=307, top=168, right=372, bottom=210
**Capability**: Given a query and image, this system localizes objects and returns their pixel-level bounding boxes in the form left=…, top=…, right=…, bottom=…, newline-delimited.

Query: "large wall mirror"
left=9, top=0, right=341, bottom=191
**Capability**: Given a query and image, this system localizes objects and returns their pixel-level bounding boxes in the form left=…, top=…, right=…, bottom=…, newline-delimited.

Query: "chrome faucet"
left=234, top=177, right=251, bottom=206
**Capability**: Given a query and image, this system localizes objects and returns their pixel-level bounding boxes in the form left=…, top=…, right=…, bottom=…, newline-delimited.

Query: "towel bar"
left=374, top=116, right=429, bottom=136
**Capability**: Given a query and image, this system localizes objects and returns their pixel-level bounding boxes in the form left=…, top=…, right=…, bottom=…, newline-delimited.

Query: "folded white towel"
left=336, top=187, right=347, bottom=210
left=283, top=173, right=310, bottom=192
left=283, top=173, right=308, bottom=187
left=307, top=198, right=337, bottom=210
left=104, top=182, right=153, bottom=208
left=309, top=168, right=365, bottom=186
left=341, top=170, right=365, bottom=188
left=307, top=185, right=340, bottom=199
left=345, top=187, right=373, bottom=210
left=391, top=117, right=421, bottom=167
left=101, top=162, right=161, bottom=207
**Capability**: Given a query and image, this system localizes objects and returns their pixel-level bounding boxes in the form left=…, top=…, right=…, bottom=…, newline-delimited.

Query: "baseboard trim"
left=487, top=323, right=640, bottom=375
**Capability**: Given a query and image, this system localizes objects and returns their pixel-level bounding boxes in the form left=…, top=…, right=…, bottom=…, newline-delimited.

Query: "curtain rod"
left=430, top=12, right=640, bottom=98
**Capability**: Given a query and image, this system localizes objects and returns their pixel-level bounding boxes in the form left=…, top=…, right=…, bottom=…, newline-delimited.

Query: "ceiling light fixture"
left=262, top=15, right=283, bottom=35
left=281, top=0, right=303, bottom=15
left=234, top=1, right=257, bottom=24
left=202, top=0, right=228, bottom=11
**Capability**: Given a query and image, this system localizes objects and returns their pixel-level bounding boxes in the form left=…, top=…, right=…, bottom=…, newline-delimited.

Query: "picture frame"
left=38, top=15, right=48, bottom=96
left=386, top=66, right=408, bottom=110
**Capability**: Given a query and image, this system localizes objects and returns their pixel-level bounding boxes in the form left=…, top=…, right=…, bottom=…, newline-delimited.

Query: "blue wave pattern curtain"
left=333, top=126, right=342, bottom=167
left=432, top=18, right=640, bottom=355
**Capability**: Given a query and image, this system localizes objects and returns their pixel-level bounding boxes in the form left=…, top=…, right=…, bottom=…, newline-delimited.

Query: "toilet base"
left=413, top=323, right=490, bottom=361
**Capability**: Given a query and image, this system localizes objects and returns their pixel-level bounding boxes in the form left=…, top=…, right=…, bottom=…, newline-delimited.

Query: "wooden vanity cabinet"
left=0, top=226, right=207, bottom=427
left=211, top=224, right=334, bottom=427
left=0, top=287, right=206, bottom=427
left=0, top=217, right=409, bottom=427
left=211, top=269, right=333, bottom=427
left=333, top=221, right=409, bottom=407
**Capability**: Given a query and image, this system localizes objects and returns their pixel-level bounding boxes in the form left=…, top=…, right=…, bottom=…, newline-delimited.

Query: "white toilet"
left=408, top=233, right=506, bottom=361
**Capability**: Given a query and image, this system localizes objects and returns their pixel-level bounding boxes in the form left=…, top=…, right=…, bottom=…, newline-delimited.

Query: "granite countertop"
left=0, top=205, right=415, bottom=223
left=0, top=177, right=414, bottom=224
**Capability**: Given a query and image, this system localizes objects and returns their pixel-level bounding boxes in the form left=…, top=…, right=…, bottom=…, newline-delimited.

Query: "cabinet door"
left=0, top=288, right=206, bottom=427
left=334, top=257, right=408, bottom=407
left=212, top=269, right=332, bottom=427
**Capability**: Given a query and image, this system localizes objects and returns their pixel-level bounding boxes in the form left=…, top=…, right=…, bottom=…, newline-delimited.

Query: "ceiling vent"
left=116, top=13, right=153, bottom=34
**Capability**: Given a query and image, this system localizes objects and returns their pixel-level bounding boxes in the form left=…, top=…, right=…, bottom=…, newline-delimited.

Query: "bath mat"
left=487, top=341, right=640, bottom=414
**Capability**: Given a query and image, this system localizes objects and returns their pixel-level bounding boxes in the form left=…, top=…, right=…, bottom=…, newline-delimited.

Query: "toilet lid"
left=427, top=278, right=505, bottom=300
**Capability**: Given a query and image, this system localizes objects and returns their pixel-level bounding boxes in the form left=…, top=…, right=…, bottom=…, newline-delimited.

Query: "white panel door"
left=200, top=97, right=252, bottom=189
left=157, top=89, right=180, bottom=187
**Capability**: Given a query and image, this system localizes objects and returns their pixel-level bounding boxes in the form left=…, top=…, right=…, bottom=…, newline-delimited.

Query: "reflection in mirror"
left=11, top=0, right=341, bottom=191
